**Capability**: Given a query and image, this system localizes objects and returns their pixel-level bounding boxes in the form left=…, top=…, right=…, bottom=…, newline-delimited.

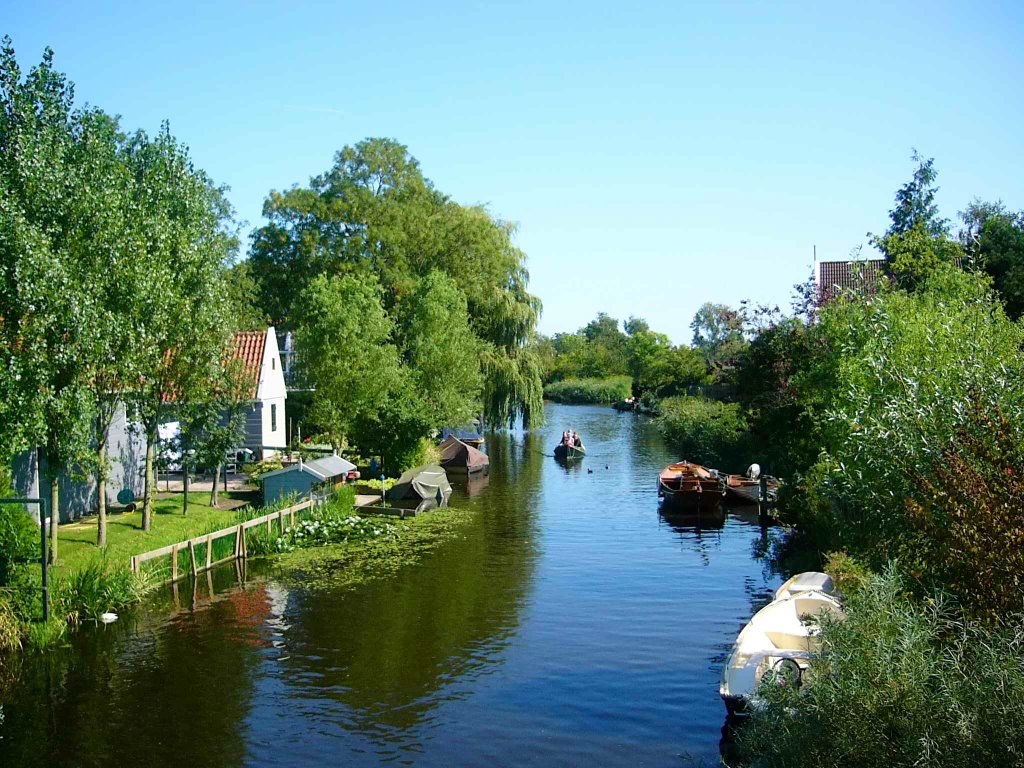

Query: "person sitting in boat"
left=562, top=430, right=571, bottom=446
left=572, top=431, right=582, bottom=447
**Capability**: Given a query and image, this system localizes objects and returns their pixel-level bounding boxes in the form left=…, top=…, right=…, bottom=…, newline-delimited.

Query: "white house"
left=230, top=327, right=288, bottom=460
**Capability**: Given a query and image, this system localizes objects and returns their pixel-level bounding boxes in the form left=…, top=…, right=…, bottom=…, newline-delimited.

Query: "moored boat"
left=720, top=572, right=844, bottom=716
left=724, top=474, right=781, bottom=505
left=658, top=462, right=726, bottom=511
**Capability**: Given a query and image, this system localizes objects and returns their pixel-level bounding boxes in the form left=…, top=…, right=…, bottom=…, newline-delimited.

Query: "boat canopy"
left=389, top=465, right=453, bottom=503
left=438, top=436, right=489, bottom=471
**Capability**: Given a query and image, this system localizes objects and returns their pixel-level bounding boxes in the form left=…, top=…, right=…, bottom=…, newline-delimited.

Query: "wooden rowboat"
left=554, top=443, right=586, bottom=462
left=658, top=461, right=726, bottom=512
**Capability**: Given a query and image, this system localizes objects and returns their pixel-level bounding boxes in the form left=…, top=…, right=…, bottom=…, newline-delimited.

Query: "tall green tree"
left=249, top=137, right=543, bottom=429
left=690, top=302, right=745, bottom=368
left=872, top=152, right=962, bottom=289
left=0, top=41, right=111, bottom=554
left=884, top=150, right=947, bottom=238
left=404, top=271, right=482, bottom=428
left=294, top=273, right=405, bottom=451
left=123, top=125, right=236, bottom=531
left=959, top=200, right=1024, bottom=318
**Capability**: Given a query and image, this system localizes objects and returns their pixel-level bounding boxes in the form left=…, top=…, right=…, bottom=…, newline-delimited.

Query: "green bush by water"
left=737, top=568, right=1024, bottom=768
left=544, top=376, right=632, bottom=404
left=658, top=396, right=749, bottom=470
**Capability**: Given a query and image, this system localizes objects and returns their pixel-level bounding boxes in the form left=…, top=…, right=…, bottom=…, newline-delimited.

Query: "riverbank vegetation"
left=727, top=154, right=1024, bottom=766
left=736, top=568, right=1024, bottom=768
left=543, top=376, right=632, bottom=404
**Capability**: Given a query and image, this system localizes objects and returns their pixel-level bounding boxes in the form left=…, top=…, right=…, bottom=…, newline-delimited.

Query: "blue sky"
left=6, top=1, right=1024, bottom=343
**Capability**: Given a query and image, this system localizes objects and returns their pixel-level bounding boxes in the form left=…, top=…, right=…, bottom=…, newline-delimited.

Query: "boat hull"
left=725, top=475, right=780, bottom=505
left=659, top=484, right=725, bottom=512
left=554, top=444, right=586, bottom=462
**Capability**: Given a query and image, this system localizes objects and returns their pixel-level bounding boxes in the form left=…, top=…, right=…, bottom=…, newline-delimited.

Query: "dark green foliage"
left=884, top=150, right=947, bottom=238
left=543, top=376, right=632, bottom=404
left=959, top=201, right=1024, bottom=319
left=737, top=569, right=1024, bottom=768
left=0, top=504, right=37, bottom=589
left=658, top=396, right=748, bottom=470
left=734, top=316, right=836, bottom=478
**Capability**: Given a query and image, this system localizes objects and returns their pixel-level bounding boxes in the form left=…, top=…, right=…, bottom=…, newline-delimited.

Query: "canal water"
left=0, top=403, right=784, bottom=767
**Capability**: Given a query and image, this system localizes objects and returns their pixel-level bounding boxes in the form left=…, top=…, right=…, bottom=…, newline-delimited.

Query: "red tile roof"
left=230, top=330, right=266, bottom=400
left=816, top=259, right=886, bottom=304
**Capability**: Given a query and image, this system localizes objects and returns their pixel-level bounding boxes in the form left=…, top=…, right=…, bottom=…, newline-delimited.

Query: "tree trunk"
left=142, top=437, right=156, bottom=532
left=97, top=443, right=107, bottom=549
left=210, top=461, right=222, bottom=508
left=50, top=476, right=59, bottom=565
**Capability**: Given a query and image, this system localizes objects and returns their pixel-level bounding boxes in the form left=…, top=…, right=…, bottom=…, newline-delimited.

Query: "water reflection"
left=0, top=404, right=791, bottom=768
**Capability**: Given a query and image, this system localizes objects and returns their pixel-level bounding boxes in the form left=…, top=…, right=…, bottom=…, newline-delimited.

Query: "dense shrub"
left=243, top=457, right=284, bottom=483
left=0, top=503, right=37, bottom=589
left=658, top=396, right=748, bottom=470
left=737, top=569, right=1024, bottom=768
left=544, top=376, right=632, bottom=404
left=796, top=267, right=1024, bottom=561
left=397, top=437, right=441, bottom=472
left=905, top=401, right=1024, bottom=620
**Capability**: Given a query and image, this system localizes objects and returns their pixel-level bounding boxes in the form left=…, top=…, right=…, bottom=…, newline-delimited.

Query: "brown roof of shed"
left=816, top=259, right=886, bottom=304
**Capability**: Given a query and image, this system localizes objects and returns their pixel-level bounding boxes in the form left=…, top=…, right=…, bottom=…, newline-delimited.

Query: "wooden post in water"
left=206, top=534, right=213, bottom=570
left=189, top=540, right=197, bottom=574
left=171, top=544, right=179, bottom=581
left=758, top=474, right=769, bottom=520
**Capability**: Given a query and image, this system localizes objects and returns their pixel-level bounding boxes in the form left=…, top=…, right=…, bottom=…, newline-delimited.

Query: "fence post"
left=206, top=534, right=213, bottom=570
left=189, top=540, right=197, bottom=574
left=171, top=544, right=179, bottom=581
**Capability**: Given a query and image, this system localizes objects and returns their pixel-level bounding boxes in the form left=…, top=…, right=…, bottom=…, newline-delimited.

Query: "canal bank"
left=0, top=403, right=786, bottom=767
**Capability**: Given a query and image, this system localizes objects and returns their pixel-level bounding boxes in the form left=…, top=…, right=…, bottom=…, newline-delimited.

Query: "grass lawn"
left=53, top=492, right=254, bottom=576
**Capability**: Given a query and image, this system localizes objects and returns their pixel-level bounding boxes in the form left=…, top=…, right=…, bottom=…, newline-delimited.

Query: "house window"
left=271, top=356, right=275, bottom=370
left=271, top=403, right=277, bottom=432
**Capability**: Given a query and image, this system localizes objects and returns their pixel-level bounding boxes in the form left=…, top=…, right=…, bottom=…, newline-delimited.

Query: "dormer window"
left=272, top=357, right=275, bottom=370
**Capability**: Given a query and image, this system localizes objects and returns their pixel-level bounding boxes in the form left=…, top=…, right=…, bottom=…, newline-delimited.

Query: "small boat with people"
left=554, top=430, right=586, bottom=461
left=658, top=461, right=726, bottom=511
left=720, top=571, right=843, bottom=716
left=724, top=463, right=781, bottom=505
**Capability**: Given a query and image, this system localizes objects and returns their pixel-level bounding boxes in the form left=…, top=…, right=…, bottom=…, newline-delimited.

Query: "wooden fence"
left=129, top=499, right=315, bottom=582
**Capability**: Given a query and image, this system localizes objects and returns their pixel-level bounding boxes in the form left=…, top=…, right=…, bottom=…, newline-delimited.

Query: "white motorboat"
left=720, top=573, right=844, bottom=716
left=774, top=570, right=835, bottom=601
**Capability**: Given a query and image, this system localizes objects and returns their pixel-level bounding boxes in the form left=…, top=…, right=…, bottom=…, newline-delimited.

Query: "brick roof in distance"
left=816, top=259, right=886, bottom=303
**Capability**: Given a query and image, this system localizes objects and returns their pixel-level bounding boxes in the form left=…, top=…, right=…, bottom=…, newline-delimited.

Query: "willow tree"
left=249, top=137, right=544, bottom=429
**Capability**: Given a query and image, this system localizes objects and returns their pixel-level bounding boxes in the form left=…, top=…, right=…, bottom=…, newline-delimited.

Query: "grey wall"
left=11, top=401, right=148, bottom=523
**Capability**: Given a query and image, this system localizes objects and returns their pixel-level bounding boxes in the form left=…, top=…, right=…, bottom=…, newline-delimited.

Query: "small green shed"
left=261, top=455, right=356, bottom=505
